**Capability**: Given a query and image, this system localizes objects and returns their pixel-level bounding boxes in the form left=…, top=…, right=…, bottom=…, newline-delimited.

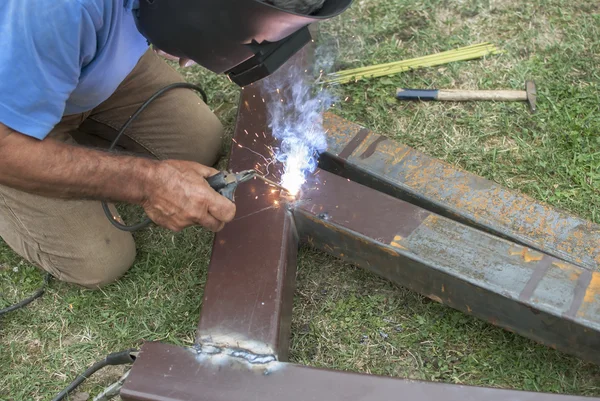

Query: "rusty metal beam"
left=321, top=113, right=600, bottom=272
left=293, top=169, right=600, bottom=364
left=121, top=342, right=594, bottom=401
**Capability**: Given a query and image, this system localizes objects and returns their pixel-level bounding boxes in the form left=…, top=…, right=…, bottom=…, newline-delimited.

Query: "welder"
left=0, top=0, right=350, bottom=288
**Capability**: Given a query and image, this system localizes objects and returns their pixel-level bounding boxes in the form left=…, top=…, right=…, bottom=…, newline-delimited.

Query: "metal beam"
left=321, top=112, right=600, bottom=272
left=293, top=169, right=600, bottom=364
left=194, top=51, right=313, bottom=360
left=121, top=342, right=594, bottom=401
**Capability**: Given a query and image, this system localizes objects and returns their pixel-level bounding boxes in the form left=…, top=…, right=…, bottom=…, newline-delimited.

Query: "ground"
left=1, top=0, right=599, bottom=399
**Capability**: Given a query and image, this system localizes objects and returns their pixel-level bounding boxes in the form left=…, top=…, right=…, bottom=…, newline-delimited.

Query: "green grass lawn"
left=2, top=0, right=599, bottom=399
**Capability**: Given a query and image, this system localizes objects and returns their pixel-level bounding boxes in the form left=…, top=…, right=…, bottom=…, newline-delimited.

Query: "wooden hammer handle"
left=436, top=89, right=527, bottom=101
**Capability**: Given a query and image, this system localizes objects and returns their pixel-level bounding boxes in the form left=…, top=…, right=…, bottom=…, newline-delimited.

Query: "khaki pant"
left=0, top=50, right=224, bottom=288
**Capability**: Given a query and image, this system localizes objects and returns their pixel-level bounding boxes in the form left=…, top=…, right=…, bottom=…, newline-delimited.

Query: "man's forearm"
left=0, top=124, right=158, bottom=204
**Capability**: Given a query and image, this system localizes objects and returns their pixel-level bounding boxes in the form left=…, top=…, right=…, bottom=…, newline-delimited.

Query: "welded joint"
left=191, top=338, right=282, bottom=374
left=195, top=343, right=277, bottom=364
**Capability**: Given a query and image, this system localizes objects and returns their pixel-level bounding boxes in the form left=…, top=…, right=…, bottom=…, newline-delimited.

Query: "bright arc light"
left=280, top=149, right=309, bottom=196
left=263, top=65, right=333, bottom=198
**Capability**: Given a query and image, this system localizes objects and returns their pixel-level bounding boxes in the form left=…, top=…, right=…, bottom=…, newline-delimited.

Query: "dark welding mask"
left=133, top=0, right=352, bottom=87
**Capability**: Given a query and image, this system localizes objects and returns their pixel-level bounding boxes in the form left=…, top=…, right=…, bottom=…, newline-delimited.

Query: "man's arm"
left=0, top=123, right=236, bottom=232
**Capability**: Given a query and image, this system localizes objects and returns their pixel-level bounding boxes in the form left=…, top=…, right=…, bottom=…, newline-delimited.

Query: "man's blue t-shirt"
left=0, top=0, right=149, bottom=140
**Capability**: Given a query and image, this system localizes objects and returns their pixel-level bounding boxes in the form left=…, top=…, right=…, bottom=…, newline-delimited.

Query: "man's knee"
left=0, top=186, right=137, bottom=289
left=52, top=232, right=137, bottom=289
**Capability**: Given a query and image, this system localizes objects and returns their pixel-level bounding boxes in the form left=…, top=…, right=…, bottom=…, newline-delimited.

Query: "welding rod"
left=255, top=174, right=290, bottom=193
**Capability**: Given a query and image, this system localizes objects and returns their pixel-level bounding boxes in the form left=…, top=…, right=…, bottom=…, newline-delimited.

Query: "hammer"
left=396, top=80, right=537, bottom=112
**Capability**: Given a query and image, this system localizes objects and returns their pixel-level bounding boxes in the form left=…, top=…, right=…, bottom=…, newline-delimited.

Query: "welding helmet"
left=133, top=0, right=352, bottom=87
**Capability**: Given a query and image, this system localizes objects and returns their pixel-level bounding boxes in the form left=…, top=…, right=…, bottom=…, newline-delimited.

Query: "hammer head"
left=525, top=80, right=537, bottom=112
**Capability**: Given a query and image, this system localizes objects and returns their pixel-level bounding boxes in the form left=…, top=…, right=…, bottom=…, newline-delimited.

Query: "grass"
left=2, top=0, right=600, bottom=399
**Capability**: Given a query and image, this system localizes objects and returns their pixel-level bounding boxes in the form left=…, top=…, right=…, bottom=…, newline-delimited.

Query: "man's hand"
left=142, top=160, right=236, bottom=232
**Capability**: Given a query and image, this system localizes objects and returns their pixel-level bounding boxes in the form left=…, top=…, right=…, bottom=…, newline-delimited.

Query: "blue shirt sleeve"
left=0, top=1, right=98, bottom=139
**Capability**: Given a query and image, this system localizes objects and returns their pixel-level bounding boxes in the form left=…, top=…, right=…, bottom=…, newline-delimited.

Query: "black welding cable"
left=0, top=273, right=52, bottom=317
left=51, top=348, right=138, bottom=401
left=102, top=82, right=208, bottom=232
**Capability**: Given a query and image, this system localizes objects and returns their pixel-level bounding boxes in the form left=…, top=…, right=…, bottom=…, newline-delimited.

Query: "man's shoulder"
left=37, top=0, right=119, bottom=26
left=4, top=0, right=112, bottom=26
left=75, top=0, right=114, bottom=24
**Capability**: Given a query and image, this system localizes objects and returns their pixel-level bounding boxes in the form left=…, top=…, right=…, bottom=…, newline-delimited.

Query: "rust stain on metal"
left=376, top=143, right=413, bottom=169
left=565, top=269, right=593, bottom=318
left=390, top=234, right=407, bottom=250
left=337, top=128, right=370, bottom=159
left=552, top=261, right=582, bottom=281
left=581, top=272, right=600, bottom=309
left=359, top=135, right=388, bottom=159
left=510, top=246, right=544, bottom=263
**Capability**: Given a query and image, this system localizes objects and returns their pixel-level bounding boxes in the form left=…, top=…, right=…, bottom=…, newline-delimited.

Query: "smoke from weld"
left=262, top=65, right=334, bottom=196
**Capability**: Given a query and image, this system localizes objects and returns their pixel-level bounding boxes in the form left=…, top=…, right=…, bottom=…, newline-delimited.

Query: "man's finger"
left=196, top=211, right=225, bottom=232
left=207, top=190, right=237, bottom=223
left=189, top=163, right=219, bottom=178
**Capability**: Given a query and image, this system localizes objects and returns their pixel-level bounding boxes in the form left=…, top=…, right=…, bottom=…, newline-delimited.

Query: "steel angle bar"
left=121, top=342, right=595, bottom=401
left=292, top=169, right=600, bottom=364
left=320, top=112, right=600, bottom=272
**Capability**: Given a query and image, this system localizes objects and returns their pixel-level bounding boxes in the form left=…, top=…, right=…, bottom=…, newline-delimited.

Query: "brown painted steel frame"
left=121, top=46, right=599, bottom=400
left=122, top=342, right=592, bottom=401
